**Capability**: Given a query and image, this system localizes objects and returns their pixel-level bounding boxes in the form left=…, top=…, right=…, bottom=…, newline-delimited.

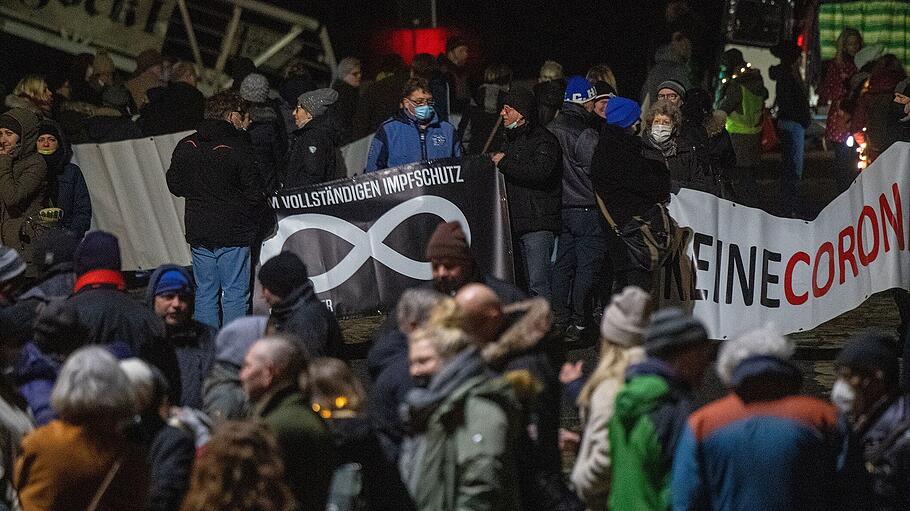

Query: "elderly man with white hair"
left=670, top=326, right=842, bottom=511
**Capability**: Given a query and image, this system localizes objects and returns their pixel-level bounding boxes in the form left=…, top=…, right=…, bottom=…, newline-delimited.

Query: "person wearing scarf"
left=36, top=120, right=91, bottom=238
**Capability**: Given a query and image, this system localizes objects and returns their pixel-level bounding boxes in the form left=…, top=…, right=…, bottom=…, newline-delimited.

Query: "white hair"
left=716, top=325, right=794, bottom=386
left=52, top=346, right=136, bottom=424
left=119, top=358, right=155, bottom=412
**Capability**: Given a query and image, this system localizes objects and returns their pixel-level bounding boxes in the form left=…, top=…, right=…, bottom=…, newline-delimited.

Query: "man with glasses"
left=167, top=91, right=266, bottom=328
left=365, top=77, right=462, bottom=172
left=655, top=79, right=685, bottom=106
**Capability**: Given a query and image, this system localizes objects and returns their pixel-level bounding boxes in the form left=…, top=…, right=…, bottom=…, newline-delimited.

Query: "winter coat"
left=136, top=415, right=195, bottom=511
left=145, top=265, right=216, bottom=408
left=247, top=101, right=287, bottom=192
left=66, top=270, right=165, bottom=358
left=139, top=82, right=204, bottom=136
left=498, top=122, right=562, bottom=235
left=327, top=416, right=416, bottom=511
left=674, top=112, right=736, bottom=197
left=127, top=70, right=164, bottom=111
left=671, top=357, right=841, bottom=511
left=0, top=108, right=49, bottom=271
left=365, top=110, right=462, bottom=172
left=332, top=80, right=360, bottom=144
left=255, top=384, right=336, bottom=510
left=17, top=264, right=75, bottom=303
left=640, top=45, right=692, bottom=106
left=3, top=95, right=44, bottom=119
left=353, top=72, right=411, bottom=139
left=0, top=380, right=33, bottom=511
left=15, top=421, right=150, bottom=511
left=38, top=120, right=91, bottom=237
left=548, top=102, right=600, bottom=208
left=457, top=84, right=508, bottom=154
left=483, top=298, right=581, bottom=511
left=607, top=358, right=695, bottom=511
left=820, top=58, right=858, bottom=144
left=369, top=355, right=412, bottom=463
left=591, top=124, right=671, bottom=227
left=400, top=347, right=522, bottom=511
left=770, top=64, right=812, bottom=128
left=851, top=68, right=905, bottom=155
left=83, top=115, right=143, bottom=144
left=267, top=280, right=344, bottom=358
left=202, top=361, right=249, bottom=422
left=13, top=342, right=60, bottom=426
left=841, top=394, right=910, bottom=511
left=570, top=346, right=646, bottom=510
left=284, top=113, right=339, bottom=188
left=166, top=119, right=267, bottom=249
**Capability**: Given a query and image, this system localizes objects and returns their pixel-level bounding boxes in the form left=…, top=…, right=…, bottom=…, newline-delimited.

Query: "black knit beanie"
left=837, top=332, right=900, bottom=387
left=259, top=251, right=309, bottom=298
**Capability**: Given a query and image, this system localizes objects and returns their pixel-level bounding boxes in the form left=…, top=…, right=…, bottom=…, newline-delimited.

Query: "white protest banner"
left=665, top=142, right=910, bottom=339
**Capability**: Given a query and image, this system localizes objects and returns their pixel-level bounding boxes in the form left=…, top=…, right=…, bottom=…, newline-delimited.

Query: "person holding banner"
left=491, top=87, right=562, bottom=300
left=364, top=77, right=462, bottom=172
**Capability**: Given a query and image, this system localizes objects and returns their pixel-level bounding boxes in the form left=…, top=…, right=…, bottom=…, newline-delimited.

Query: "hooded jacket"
left=166, top=119, right=267, bottom=248
left=145, top=265, right=216, bottom=408
left=671, top=357, right=841, bottom=511
left=0, top=108, right=49, bottom=269
left=607, top=358, right=695, bottom=511
left=457, top=83, right=509, bottom=154
left=548, top=102, right=600, bottom=208
left=267, top=280, right=344, bottom=358
left=38, top=120, right=91, bottom=237
left=400, top=347, right=522, bottom=511
left=202, top=315, right=267, bottom=422
left=365, top=109, right=462, bottom=172
left=498, top=121, right=563, bottom=235
left=247, top=101, right=287, bottom=192
left=284, top=112, right=340, bottom=188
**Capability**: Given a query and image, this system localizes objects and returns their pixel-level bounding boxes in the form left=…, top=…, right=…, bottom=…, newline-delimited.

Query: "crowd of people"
left=2, top=9, right=910, bottom=510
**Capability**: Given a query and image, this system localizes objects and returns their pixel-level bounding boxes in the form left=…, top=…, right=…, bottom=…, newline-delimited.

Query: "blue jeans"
left=778, top=119, right=805, bottom=216
left=191, top=246, right=251, bottom=329
left=516, top=230, right=556, bottom=300
left=551, top=208, right=609, bottom=326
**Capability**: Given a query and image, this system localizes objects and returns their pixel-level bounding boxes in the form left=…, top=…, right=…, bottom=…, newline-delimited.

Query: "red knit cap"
left=425, top=221, right=472, bottom=264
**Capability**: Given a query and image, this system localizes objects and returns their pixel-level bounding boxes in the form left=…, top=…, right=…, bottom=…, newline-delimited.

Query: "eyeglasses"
left=657, top=93, right=680, bottom=101
left=406, top=97, right=435, bottom=107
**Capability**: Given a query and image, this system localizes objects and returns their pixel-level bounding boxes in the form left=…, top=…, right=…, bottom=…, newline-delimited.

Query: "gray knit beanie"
left=600, top=286, right=652, bottom=347
left=297, top=88, right=339, bottom=117
left=645, top=307, right=709, bottom=356
left=239, top=73, right=270, bottom=104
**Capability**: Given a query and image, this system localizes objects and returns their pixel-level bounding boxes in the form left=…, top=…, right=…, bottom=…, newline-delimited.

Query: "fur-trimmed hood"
left=481, top=297, right=552, bottom=367
left=706, top=110, right=727, bottom=138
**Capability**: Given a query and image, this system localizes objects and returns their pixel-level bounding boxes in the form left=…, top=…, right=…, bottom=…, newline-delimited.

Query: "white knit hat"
left=600, top=286, right=652, bottom=347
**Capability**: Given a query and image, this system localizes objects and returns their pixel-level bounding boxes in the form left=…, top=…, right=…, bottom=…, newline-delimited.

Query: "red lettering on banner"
left=880, top=184, right=905, bottom=252
left=813, top=242, right=835, bottom=298
left=858, top=206, right=880, bottom=266
left=838, top=226, right=858, bottom=284
left=784, top=251, right=810, bottom=305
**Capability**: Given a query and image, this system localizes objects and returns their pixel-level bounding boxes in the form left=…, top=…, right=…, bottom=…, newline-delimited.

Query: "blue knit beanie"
left=564, top=75, right=596, bottom=104
left=154, top=269, right=192, bottom=296
left=605, top=97, right=641, bottom=129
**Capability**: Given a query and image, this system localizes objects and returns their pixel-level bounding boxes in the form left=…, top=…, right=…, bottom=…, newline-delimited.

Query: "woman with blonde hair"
left=180, top=420, right=295, bottom=511
left=309, top=357, right=415, bottom=510
left=570, top=286, right=652, bottom=510
left=586, top=64, right=619, bottom=95
left=5, top=76, right=53, bottom=117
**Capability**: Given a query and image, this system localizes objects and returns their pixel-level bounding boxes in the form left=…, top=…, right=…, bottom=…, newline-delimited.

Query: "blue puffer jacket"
left=365, top=110, right=462, bottom=172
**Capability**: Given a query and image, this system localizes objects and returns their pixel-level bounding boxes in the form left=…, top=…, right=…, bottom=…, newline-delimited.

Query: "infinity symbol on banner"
left=260, top=196, right=471, bottom=293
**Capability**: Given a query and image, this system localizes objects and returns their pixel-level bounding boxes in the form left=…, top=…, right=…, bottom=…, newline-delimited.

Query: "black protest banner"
left=261, top=156, right=514, bottom=317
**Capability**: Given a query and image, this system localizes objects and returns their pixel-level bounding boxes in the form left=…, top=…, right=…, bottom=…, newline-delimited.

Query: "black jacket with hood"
left=145, top=265, right=216, bottom=408
left=498, top=121, right=563, bottom=235
left=268, top=279, right=344, bottom=358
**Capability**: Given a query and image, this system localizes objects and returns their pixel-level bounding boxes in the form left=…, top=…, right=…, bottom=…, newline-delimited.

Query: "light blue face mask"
left=414, top=104, right=434, bottom=121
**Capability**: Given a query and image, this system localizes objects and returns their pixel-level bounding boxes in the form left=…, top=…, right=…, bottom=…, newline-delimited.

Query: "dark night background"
left=0, top=0, right=728, bottom=98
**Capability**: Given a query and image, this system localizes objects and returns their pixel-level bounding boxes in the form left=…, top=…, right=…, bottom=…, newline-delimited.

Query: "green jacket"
left=257, top=384, right=336, bottom=510
left=608, top=365, right=693, bottom=511
left=411, top=375, right=522, bottom=511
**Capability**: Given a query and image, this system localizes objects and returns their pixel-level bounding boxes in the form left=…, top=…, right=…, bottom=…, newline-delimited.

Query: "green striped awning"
left=819, top=1, right=910, bottom=72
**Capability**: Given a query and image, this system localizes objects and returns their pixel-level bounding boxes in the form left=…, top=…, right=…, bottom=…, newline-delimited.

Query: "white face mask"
left=831, top=378, right=856, bottom=414
left=651, top=124, right=673, bottom=144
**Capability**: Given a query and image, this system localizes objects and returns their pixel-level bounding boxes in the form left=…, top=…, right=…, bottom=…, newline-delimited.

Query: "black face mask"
left=40, top=148, right=67, bottom=173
